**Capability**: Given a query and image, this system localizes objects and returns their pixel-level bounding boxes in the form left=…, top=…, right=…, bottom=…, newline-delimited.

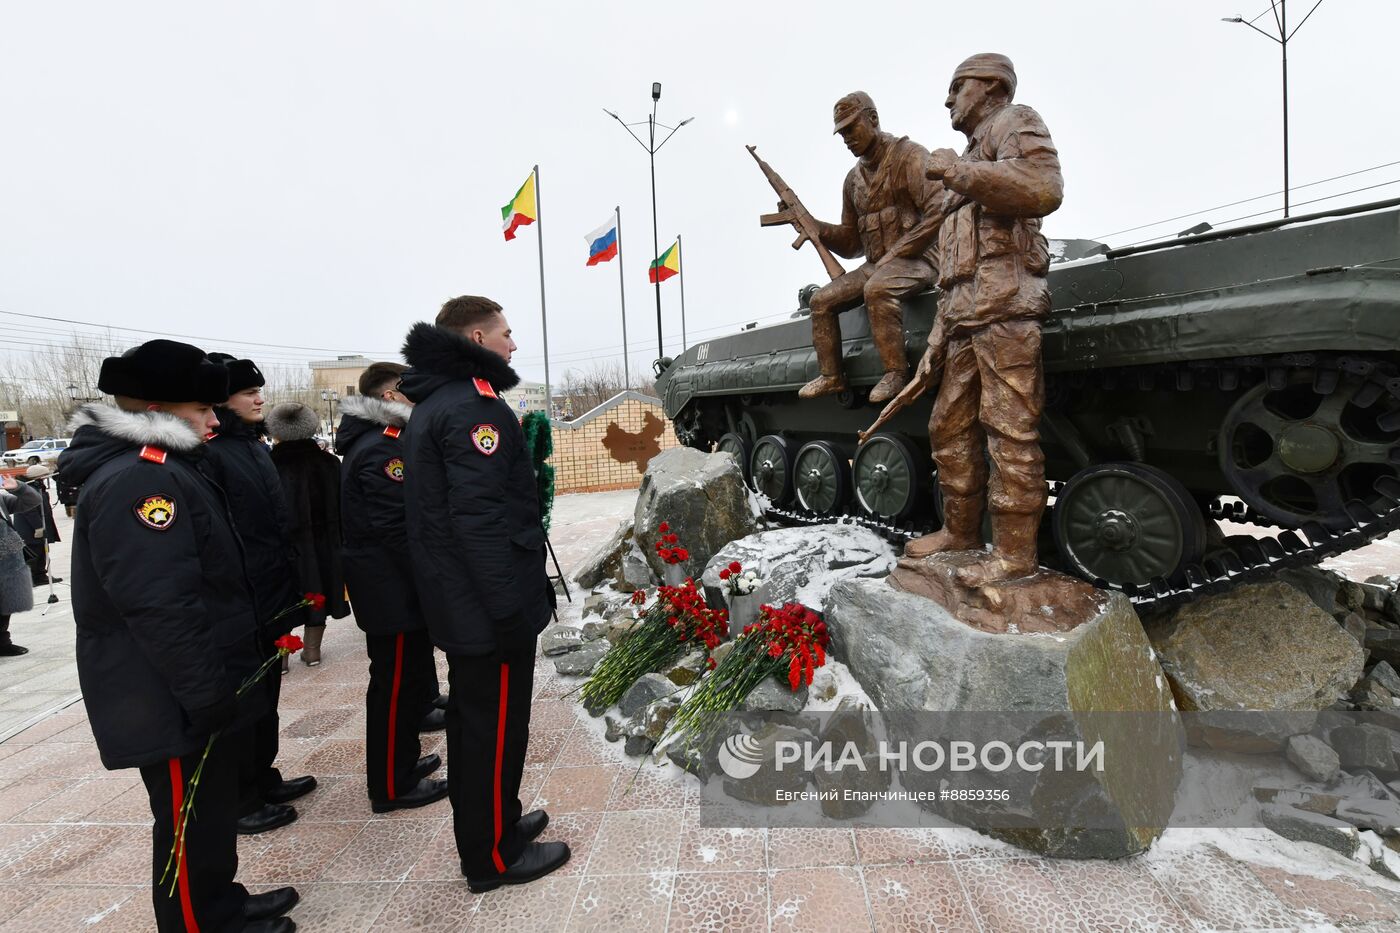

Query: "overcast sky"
left=2, top=1, right=1397, bottom=391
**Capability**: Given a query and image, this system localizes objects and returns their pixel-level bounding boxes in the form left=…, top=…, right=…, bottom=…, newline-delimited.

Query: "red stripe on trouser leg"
left=168, top=758, right=201, bottom=933
left=386, top=632, right=405, bottom=801
left=491, top=662, right=510, bottom=873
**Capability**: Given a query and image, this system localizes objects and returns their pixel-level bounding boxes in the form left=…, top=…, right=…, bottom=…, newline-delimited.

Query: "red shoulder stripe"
left=139, top=446, right=168, bottom=464
left=382, top=425, right=401, bottom=439
left=472, top=377, right=498, bottom=399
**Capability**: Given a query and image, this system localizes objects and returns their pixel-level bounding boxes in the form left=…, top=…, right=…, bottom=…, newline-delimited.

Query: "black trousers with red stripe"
left=236, top=639, right=285, bottom=814
left=139, top=734, right=246, bottom=932
left=365, top=628, right=435, bottom=802
left=446, top=642, right=536, bottom=876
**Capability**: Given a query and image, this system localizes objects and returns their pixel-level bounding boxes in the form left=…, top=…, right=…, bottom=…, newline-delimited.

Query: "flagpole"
left=533, top=164, right=551, bottom=417
left=615, top=206, right=630, bottom=388
left=676, top=234, right=688, bottom=352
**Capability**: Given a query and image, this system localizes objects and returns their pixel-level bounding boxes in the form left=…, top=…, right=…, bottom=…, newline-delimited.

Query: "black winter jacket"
left=400, top=323, right=554, bottom=655
left=200, top=409, right=303, bottom=636
left=57, top=405, right=267, bottom=770
left=269, top=439, right=348, bottom=624
left=335, top=395, right=423, bottom=636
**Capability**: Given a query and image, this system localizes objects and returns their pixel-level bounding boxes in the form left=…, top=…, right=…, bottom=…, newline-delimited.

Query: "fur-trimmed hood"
left=399, top=322, right=519, bottom=405
left=334, top=395, right=412, bottom=458
left=265, top=402, right=321, bottom=442
left=57, top=402, right=206, bottom=488
left=337, top=394, right=412, bottom=428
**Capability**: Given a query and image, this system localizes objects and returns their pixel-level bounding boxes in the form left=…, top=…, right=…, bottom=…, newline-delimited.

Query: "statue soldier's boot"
left=954, top=512, right=1041, bottom=587
left=903, top=494, right=982, bottom=559
left=867, top=307, right=910, bottom=404
left=798, top=314, right=848, bottom=399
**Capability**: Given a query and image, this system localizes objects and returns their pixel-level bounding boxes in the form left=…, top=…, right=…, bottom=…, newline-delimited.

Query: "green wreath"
left=522, top=411, right=555, bottom=533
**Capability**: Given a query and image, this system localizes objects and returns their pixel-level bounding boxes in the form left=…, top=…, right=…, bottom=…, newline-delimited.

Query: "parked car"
left=3, top=438, right=72, bottom=468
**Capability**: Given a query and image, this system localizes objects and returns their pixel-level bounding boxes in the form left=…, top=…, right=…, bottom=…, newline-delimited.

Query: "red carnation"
left=719, top=568, right=731, bottom=580
left=728, top=561, right=742, bottom=574
left=305, top=592, right=326, bottom=611
left=630, top=590, right=646, bottom=605
left=676, top=548, right=689, bottom=561
left=666, top=534, right=678, bottom=545
left=274, top=634, right=304, bottom=654
left=659, top=522, right=670, bottom=533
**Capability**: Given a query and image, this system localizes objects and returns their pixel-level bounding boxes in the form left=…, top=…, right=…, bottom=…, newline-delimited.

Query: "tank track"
left=760, top=351, right=1400, bottom=614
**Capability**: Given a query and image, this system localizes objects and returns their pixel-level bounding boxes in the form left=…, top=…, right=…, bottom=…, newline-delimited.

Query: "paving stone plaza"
left=2, top=490, right=1400, bottom=931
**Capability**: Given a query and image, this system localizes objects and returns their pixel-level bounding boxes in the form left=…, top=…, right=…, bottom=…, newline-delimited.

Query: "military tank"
left=653, top=198, right=1400, bottom=610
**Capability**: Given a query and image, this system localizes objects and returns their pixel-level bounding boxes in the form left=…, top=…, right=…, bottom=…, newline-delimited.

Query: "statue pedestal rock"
left=824, top=572, right=1183, bottom=859
left=888, top=550, right=1102, bottom=634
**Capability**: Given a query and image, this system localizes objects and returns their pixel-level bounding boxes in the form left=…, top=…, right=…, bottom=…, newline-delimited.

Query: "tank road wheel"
left=793, top=441, right=851, bottom=517
left=1053, top=462, right=1207, bottom=588
left=673, top=405, right=705, bottom=449
left=750, top=434, right=795, bottom=505
left=717, top=432, right=753, bottom=481
left=853, top=433, right=924, bottom=522
left=1219, top=375, right=1400, bottom=530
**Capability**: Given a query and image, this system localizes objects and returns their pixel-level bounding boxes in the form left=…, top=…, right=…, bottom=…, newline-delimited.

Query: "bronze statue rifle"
left=747, top=145, right=847, bottom=282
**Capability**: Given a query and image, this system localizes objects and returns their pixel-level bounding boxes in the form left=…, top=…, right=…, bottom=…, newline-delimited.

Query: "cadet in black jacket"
left=58, top=340, right=298, bottom=933
left=335, top=362, right=448, bottom=812
left=201, top=354, right=313, bottom=834
left=400, top=297, right=566, bottom=892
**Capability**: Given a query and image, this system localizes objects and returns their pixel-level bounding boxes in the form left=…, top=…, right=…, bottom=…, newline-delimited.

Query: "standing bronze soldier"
left=799, top=92, right=945, bottom=404
left=899, top=53, right=1063, bottom=586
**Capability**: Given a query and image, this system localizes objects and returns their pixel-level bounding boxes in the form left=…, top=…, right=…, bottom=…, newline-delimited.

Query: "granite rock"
left=635, top=448, right=759, bottom=582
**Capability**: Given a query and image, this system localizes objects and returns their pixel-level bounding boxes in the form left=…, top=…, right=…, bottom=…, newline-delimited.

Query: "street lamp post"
left=1223, top=0, right=1325, bottom=218
left=604, top=85, right=694, bottom=363
left=320, top=388, right=339, bottom=445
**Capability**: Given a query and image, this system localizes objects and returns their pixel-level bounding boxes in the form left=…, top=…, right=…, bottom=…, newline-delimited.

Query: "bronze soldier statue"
left=895, top=53, right=1063, bottom=586
left=798, top=92, right=945, bottom=404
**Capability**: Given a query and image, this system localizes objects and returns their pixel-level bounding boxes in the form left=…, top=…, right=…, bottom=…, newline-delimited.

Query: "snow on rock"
left=699, top=522, right=896, bottom=613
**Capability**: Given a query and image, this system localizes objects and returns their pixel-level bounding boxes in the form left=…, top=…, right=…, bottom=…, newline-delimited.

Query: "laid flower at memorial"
left=159, top=594, right=320, bottom=895
left=653, top=521, right=689, bottom=565
left=662, top=601, right=830, bottom=748
left=718, top=561, right=760, bottom=597
left=579, top=579, right=727, bottom=711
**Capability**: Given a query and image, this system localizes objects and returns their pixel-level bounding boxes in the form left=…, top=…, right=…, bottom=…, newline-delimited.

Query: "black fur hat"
left=208, top=352, right=265, bottom=394
left=97, top=339, right=229, bottom=403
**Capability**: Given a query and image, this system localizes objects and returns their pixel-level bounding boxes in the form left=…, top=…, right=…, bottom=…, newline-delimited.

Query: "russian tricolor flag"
left=585, top=213, right=619, bottom=266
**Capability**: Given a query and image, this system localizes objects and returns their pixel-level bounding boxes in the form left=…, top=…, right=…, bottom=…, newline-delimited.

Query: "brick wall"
left=548, top=391, right=680, bottom=495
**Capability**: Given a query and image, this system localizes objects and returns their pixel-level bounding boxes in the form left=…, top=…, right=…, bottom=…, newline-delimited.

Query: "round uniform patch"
left=134, top=494, right=177, bottom=531
left=471, top=424, right=500, bottom=456
left=384, top=457, right=405, bottom=483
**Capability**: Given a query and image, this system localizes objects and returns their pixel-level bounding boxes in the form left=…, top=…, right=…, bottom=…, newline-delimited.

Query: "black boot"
left=262, top=775, right=317, bottom=804
left=409, top=753, right=442, bottom=786
left=236, top=803, right=298, bottom=835
left=243, top=887, right=299, bottom=921
left=371, top=777, right=448, bottom=814
left=517, top=809, right=549, bottom=844
left=465, top=841, right=571, bottom=894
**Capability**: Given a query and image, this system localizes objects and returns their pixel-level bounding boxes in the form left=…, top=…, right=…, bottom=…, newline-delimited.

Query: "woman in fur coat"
left=0, top=474, right=41, bottom=656
left=266, top=402, right=348, bottom=664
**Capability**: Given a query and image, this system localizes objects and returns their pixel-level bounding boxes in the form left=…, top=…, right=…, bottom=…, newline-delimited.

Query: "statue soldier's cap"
left=832, top=91, right=877, bottom=133
left=97, top=339, right=230, bottom=404
left=951, top=52, right=1018, bottom=99
left=207, top=352, right=265, bottom=394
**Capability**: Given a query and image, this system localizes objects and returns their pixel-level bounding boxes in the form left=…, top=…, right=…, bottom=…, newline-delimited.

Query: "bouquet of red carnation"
left=662, top=601, right=830, bottom=747
left=653, top=521, right=689, bottom=566
left=578, top=579, right=727, bottom=711
left=160, top=594, right=322, bottom=895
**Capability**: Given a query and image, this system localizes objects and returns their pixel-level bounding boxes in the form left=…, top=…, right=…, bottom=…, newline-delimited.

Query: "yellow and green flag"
left=501, top=172, right=538, bottom=241
left=649, top=239, right=680, bottom=283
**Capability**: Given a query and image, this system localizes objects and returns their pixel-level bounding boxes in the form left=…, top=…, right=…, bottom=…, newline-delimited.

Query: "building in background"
left=500, top=380, right=548, bottom=419
left=309, top=355, right=373, bottom=397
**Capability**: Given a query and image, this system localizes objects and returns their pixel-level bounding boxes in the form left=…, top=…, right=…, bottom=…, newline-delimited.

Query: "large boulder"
left=573, top=518, right=634, bottom=589
left=823, top=576, right=1181, bottom=859
left=698, top=524, right=896, bottom=611
left=635, top=448, right=759, bottom=581
left=1147, top=582, right=1365, bottom=751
